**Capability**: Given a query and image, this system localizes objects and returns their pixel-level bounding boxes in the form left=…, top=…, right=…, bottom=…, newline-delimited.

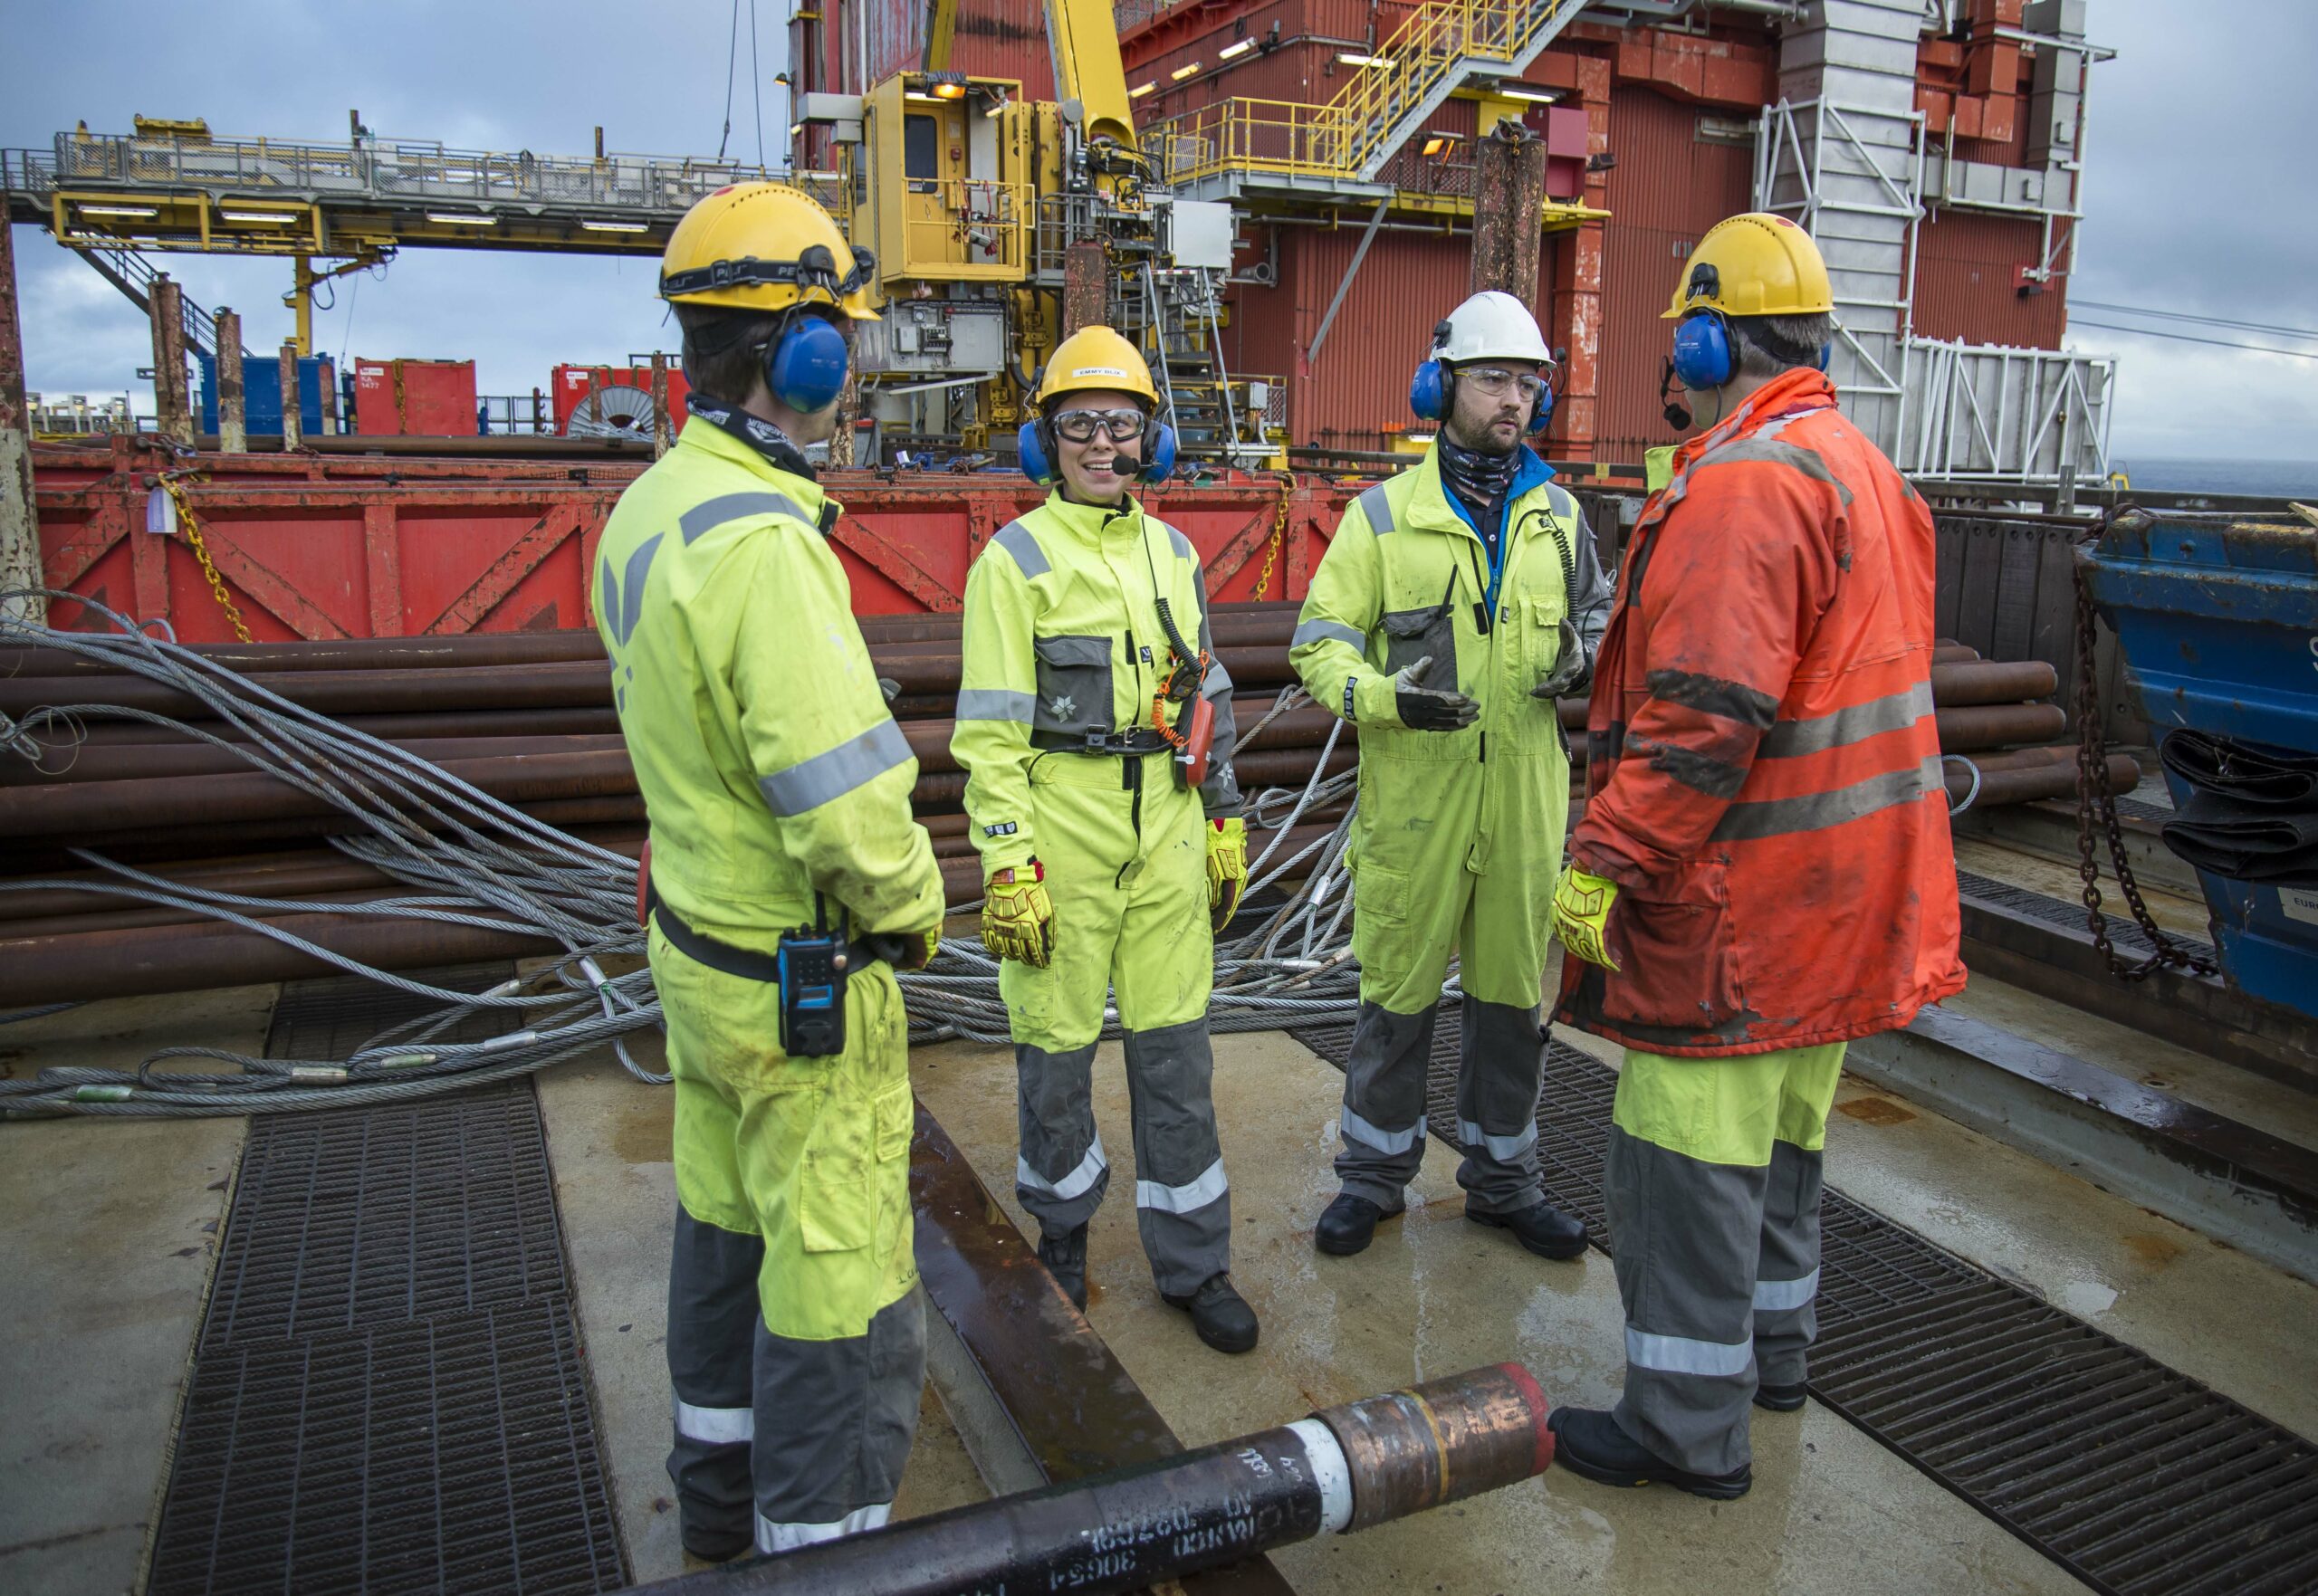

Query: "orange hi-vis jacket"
left=1555, top=367, right=1965, bottom=1056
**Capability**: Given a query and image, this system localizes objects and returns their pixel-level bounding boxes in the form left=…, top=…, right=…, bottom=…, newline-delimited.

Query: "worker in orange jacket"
left=1545, top=214, right=1966, bottom=1499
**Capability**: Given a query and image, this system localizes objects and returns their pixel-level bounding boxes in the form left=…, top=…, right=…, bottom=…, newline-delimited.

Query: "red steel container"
left=551, top=364, right=693, bottom=437
left=354, top=358, right=480, bottom=437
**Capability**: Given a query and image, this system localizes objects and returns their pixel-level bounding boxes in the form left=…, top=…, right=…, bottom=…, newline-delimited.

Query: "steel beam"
left=149, top=276, right=193, bottom=446
left=0, top=218, right=39, bottom=625
left=215, top=309, right=246, bottom=453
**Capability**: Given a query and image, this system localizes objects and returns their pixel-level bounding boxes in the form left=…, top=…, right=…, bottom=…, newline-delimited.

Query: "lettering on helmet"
left=1069, top=367, right=1129, bottom=379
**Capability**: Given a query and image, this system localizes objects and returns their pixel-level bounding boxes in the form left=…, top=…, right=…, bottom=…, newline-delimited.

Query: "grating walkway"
left=1293, top=1014, right=2318, bottom=1596
left=1957, top=866, right=2214, bottom=960
left=147, top=970, right=627, bottom=1596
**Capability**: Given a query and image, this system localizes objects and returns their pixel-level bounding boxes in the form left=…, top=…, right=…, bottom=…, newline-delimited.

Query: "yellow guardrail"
left=1145, top=0, right=1575, bottom=185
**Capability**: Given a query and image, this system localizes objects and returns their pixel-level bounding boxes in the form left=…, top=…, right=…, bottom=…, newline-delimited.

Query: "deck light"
left=220, top=210, right=297, bottom=225
left=1219, top=37, right=1254, bottom=60
left=80, top=204, right=158, bottom=218
left=933, top=81, right=966, bottom=100
left=1337, top=53, right=1394, bottom=69
left=425, top=212, right=498, bottom=225
left=1129, top=81, right=1158, bottom=99
left=1171, top=62, right=1202, bottom=81
left=1497, top=84, right=1561, bottom=103
left=580, top=219, right=651, bottom=233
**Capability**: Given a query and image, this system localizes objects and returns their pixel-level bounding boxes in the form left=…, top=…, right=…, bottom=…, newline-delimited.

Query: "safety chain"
left=2071, top=532, right=2214, bottom=981
left=160, top=474, right=254, bottom=644
left=1250, top=473, right=1291, bottom=600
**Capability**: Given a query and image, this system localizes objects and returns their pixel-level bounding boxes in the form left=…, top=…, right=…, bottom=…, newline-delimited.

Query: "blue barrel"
left=2081, top=510, right=2318, bottom=1018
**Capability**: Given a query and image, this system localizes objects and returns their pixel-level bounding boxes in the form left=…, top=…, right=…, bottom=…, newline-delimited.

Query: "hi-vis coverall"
left=1556, top=365, right=1963, bottom=1477
left=593, top=416, right=944, bottom=1553
left=951, top=492, right=1242, bottom=1296
left=1290, top=444, right=1607, bottom=1215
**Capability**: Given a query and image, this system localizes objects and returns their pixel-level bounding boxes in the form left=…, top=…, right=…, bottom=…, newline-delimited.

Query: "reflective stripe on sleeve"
left=673, top=1397, right=754, bottom=1446
left=1339, top=1105, right=1421, bottom=1154
left=955, top=688, right=1035, bottom=723
left=1164, top=523, right=1196, bottom=560
left=680, top=491, right=813, bottom=545
left=758, top=719, right=914, bottom=817
left=757, top=1503, right=890, bottom=1553
left=1457, top=1117, right=1539, bottom=1164
left=1136, top=1157, right=1229, bottom=1214
left=1709, top=754, right=1942, bottom=843
left=1625, top=1325, right=1755, bottom=1377
left=1293, top=616, right=1367, bottom=650
left=1753, top=1267, right=1821, bottom=1312
left=1757, top=682, right=1934, bottom=759
left=991, top=520, right=1049, bottom=578
left=1017, top=1132, right=1108, bottom=1202
left=1357, top=482, right=1397, bottom=536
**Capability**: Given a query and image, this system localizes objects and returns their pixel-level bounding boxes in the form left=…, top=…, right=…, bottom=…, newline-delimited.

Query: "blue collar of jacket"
left=1427, top=443, right=1556, bottom=615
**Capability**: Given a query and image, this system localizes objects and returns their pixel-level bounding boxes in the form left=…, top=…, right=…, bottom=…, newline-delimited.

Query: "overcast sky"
left=5, top=0, right=2312, bottom=464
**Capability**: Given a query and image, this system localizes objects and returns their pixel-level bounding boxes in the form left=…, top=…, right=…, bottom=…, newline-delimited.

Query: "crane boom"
left=1042, top=0, right=1136, bottom=149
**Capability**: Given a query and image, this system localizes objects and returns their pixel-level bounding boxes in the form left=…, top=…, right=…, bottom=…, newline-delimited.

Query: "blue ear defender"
left=1670, top=311, right=1734, bottom=391
left=765, top=312, right=851, bottom=414
left=1814, top=339, right=1833, bottom=372
left=1018, top=418, right=1056, bottom=485
left=1138, top=421, right=1177, bottom=482
left=1409, top=358, right=1448, bottom=422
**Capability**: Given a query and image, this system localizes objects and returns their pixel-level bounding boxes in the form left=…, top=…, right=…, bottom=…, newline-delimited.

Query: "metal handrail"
left=900, top=177, right=1035, bottom=273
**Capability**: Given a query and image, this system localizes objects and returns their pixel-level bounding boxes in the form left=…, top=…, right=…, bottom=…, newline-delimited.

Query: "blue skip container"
left=2080, top=510, right=2318, bottom=1019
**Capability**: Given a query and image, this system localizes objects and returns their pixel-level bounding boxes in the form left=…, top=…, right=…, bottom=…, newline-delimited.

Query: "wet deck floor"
left=6, top=929, right=2316, bottom=1592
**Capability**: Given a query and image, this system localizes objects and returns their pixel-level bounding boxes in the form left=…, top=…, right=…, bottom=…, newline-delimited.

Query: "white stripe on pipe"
left=1288, top=1418, right=1355, bottom=1534
left=1753, top=1267, right=1820, bottom=1312
left=1135, top=1156, right=1228, bottom=1215
left=1456, top=1116, right=1538, bottom=1163
left=1017, top=1132, right=1108, bottom=1202
left=1338, top=1105, right=1420, bottom=1155
left=673, top=1397, right=753, bottom=1446
left=1625, top=1325, right=1755, bottom=1378
left=756, top=1501, right=890, bottom=1553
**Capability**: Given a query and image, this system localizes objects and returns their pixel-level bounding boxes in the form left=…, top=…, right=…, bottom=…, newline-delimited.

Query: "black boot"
left=1162, top=1273, right=1260, bottom=1353
left=1315, top=1192, right=1399, bottom=1257
left=680, top=1521, right=753, bottom=1563
left=1038, top=1223, right=1088, bottom=1311
left=1466, top=1197, right=1589, bottom=1260
left=1754, top=1379, right=1807, bottom=1412
left=1546, top=1406, right=1751, bottom=1500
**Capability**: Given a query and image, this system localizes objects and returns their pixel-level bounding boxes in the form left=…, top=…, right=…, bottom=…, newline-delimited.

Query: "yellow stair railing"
left=1145, top=0, right=1576, bottom=186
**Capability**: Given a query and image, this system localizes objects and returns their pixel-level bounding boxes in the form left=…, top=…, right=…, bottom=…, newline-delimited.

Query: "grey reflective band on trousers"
left=956, top=688, right=1036, bottom=724
left=1709, top=753, right=1942, bottom=843
left=1458, top=1117, right=1539, bottom=1163
left=1753, top=1266, right=1820, bottom=1311
left=991, top=520, right=1050, bottom=578
left=1358, top=482, right=1397, bottom=536
left=759, top=1502, right=891, bottom=1554
left=1756, top=681, right=1935, bottom=759
left=1339, top=1104, right=1421, bottom=1155
left=1294, top=616, right=1367, bottom=651
left=1625, top=1325, right=1755, bottom=1378
left=680, top=491, right=816, bottom=545
left=1017, top=1132, right=1108, bottom=1201
left=758, top=718, right=914, bottom=817
left=674, top=1396, right=754, bottom=1445
left=1135, top=1156, right=1229, bottom=1215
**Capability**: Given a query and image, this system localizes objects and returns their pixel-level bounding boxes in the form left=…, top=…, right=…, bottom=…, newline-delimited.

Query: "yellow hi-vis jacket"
left=591, top=418, right=943, bottom=943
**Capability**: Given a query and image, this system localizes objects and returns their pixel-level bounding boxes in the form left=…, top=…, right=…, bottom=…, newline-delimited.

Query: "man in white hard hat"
left=1289, top=290, right=1612, bottom=1261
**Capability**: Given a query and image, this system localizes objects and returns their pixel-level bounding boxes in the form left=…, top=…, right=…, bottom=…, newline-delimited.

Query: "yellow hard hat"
left=659, top=181, right=879, bottom=320
left=1035, top=326, right=1159, bottom=409
left=1663, top=213, right=1834, bottom=320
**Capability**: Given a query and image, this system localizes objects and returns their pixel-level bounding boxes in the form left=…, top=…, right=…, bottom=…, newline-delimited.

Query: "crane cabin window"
left=904, top=115, right=940, bottom=193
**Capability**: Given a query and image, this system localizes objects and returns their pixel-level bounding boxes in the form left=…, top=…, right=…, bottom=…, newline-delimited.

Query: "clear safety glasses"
left=1051, top=408, right=1149, bottom=444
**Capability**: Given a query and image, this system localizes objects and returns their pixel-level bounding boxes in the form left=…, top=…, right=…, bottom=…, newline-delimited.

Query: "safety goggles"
left=1459, top=367, right=1547, bottom=402
left=1051, top=408, right=1148, bottom=444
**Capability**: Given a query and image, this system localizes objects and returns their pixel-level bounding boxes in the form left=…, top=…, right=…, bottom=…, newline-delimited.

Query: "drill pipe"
left=634, top=1364, right=1553, bottom=1596
left=49, top=706, right=627, bottom=748
left=0, top=820, right=1344, bottom=1004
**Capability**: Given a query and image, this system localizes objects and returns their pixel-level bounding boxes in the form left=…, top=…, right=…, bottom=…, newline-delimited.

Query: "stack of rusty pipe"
left=0, top=605, right=2128, bottom=1006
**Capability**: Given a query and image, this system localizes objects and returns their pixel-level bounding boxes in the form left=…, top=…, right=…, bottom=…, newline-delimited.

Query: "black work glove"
left=1529, top=618, right=1594, bottom=701
left=1393, top=655, right=1479, bottom=732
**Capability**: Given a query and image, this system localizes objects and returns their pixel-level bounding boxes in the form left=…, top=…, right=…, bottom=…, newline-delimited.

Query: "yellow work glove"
left=1552, top=865, right=1622, bottom=971
left=1206, top=815, right=1249, bottom=932
left=981, top=862, right=1054, bottom=968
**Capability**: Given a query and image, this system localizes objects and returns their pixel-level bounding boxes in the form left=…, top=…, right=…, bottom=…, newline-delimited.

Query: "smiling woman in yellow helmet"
left=950, top=326, right=1258, bottom=1353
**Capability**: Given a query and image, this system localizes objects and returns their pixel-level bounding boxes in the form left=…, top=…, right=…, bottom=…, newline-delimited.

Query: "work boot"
left=1466, top=1197, right=1589, bottom=1260
left=680, top=1521, right=753, bottom=1563
left=1546, top=1407, right=1751, bottom=1500
left=1754, top=1379, right=1808, bottom=1413
left=1163, top=1272, right=1260, bottom=1354
left=1314, top=1192, right=1399, bottom=1257
left=1038, top=1223, right=1089, bottom=1311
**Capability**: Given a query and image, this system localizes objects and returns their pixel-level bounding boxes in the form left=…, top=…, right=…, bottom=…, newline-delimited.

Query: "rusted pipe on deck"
left=634, top=1365, right=1554, bottom=1596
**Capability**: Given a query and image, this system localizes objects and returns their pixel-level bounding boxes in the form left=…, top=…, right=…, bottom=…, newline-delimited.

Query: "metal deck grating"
left=1958, top=866, right=2214, bottom=960
left=1292, top=1014, right=2318, bottom=1596
left=148, top=970, right=627, bottom=1595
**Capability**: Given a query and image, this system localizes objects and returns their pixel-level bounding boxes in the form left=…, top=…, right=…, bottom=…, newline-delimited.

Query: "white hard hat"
left=1432, top=291, right=1553, bottom=368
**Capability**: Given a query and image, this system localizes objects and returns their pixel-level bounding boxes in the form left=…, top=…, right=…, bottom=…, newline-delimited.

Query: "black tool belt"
left=645, top=879, right=888, bottom=980
left=1030, top=727, right=1173, bottom=757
